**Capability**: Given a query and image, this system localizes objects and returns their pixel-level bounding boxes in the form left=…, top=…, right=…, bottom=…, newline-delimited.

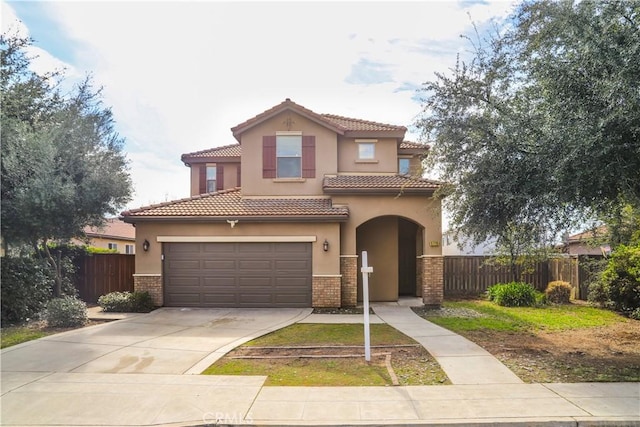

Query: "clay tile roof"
left=321, top=114, right=407, bottom=132
left=121, top=188, right=349, bottom=221
left=399, top=141, right=428, bottom=150
left=84, top=218, right=135, bottom=240
left=181, top=143, right=241, bottom=161
left=323, top=175, right=442, bottom=194
left=231, top=98, right=406, bottom=139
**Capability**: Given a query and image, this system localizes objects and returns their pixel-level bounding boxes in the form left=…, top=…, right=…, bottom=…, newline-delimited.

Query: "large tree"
left=417, top=0, right=640, bottom=252
left=1, top=35, right=132, bottom=296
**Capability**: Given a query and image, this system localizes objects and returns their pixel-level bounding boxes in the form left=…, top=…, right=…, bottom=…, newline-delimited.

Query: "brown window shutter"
left=216, top=164, right=224, bottom=190
left=263, top=135, right=276, bottom=178
left=302, top=135, right=315, bottom=178
left=237, top=164, right=241, bottom=186
left=198, top=165, right=206, bottom=194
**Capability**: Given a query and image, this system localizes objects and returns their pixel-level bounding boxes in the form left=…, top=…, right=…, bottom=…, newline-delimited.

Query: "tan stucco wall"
left=338, top=136, right=398, bottom=173
left=189, top=165, right=200, bottom=196
left=239, top=111, right=338, bottom=196
left=333, top=194, right=442, bottom=256
left=356, top=216, right=398, bottom=301
left=133, top=221, right=340, bottom=276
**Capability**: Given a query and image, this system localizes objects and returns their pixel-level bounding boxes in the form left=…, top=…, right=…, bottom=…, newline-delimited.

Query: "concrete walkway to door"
left=372, top=302, right=523, bottom=385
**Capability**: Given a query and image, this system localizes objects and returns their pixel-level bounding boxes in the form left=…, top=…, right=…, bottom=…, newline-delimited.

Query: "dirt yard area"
left=459, top=320, right=640, bottom=382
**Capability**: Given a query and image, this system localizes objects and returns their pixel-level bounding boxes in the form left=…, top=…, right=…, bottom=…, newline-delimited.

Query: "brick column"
left=340, top=255, right=358, bottom=307
left=133, top=274, right=163, bottom=306
left=312, top=275, right=341, bottom=308
left=420, top=256, right=443, bottom=307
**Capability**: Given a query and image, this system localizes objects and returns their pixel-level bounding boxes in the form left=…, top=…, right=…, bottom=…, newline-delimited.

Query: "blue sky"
left=2, top=1, right=516, bottom=211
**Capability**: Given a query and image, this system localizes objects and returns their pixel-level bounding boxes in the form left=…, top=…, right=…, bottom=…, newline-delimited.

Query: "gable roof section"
left=323, top=175, right=441, bottom=195
left=231, top=98, right=406, bottom=141
left=181, top=143, right=241, bottom=165
left=121, top=188, right=349, bottom=222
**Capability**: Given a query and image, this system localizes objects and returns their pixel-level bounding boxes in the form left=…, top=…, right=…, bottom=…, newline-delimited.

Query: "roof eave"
left=181, top=155, right=240, bottom=166
left=121, top=214, right=349, bottom=224
left=344, top=130, right=406, bottom=140
left=323, top=187, right=437, bottom=196
left=231, top=104, right=346, bottom=141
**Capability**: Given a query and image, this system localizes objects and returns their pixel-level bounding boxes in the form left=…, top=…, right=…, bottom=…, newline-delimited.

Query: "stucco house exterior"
left=121, top=99, right=444, bottom=308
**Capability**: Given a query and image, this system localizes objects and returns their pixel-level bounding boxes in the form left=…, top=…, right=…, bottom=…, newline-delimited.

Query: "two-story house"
left=121, top=99, right=444, bottom=308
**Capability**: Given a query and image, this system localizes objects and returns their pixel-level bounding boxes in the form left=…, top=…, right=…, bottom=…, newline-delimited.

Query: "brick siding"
left=312, top=275, right=341, bottom=308
left=133, top=274, right=163, bottom=306
left=420, top=256, right=443, bottom=307
left=340, top=255, right=358, bottom=307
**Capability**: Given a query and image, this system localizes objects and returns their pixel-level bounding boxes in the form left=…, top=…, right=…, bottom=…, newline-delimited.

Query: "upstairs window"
left=125, top=244, right=134, bottom=254
left=277, top=135, right=302, bottom=178
left=108, top=243, right=118, bottom=251
left=263, top=134, right=315, bottom=179
left=206, top=166, right=217, bottom=192
left=358, top=142, right=375, bottom=160
left=399, top=158, right=411, bottom=175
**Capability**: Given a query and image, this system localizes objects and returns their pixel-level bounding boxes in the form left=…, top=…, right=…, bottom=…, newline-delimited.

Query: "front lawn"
left=202, top=323, right=450, bottom=386
left=1, top=326, right=49, bottom=349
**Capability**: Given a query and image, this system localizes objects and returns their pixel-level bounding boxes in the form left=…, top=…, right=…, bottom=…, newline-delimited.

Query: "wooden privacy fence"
left=443, top=256, right=590, bottom=299
left=75, top=254, right=135, bottom=303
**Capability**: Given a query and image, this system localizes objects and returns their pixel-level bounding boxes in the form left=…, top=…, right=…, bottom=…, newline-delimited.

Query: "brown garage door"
left=163, top=242, right=312, bottom=307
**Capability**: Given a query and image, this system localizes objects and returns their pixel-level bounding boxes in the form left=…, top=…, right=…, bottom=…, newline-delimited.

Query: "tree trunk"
left=42, top=239, right=63, bottom=297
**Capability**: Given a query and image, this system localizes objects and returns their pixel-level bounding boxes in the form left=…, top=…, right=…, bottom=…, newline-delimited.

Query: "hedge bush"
left=590, top=244, right=640, bottom=315
left=98, top=291, right=155, bottom=313
left=487, top=282, right=538, bottom=307
left=44, top=296, right=87, bottom=328
left=1, top=256, right=53, bottom=324
left=545, top=281, right=572, bottom=304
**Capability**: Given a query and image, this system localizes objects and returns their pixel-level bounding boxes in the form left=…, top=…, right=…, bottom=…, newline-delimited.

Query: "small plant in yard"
left=44, top=296, right=87, bottom=328
left=545, top=281, right=572, bottom=304
left=589, top=244, right=640, bottom=316
left=486, top=282, right=539, bottom=307
left=98, top=291, right=154, bottom=312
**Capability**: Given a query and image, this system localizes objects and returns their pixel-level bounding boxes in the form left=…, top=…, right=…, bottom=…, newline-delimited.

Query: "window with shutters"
left=206, top=166, right=217, bottom=192
left=263, top=134, right=315, bottom=179
left=276, top=135, right=302, bottom=178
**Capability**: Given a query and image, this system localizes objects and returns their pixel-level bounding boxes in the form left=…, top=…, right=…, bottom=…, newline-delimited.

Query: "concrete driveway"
left=1, top=307, right=312, bottom=376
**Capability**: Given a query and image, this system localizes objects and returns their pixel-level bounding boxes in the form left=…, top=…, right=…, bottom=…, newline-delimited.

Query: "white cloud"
left=6, top=0, right=516, bottom=211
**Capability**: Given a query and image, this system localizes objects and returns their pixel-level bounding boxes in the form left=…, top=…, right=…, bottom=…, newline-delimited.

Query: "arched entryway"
left=356, top=216, right=424, bottom=301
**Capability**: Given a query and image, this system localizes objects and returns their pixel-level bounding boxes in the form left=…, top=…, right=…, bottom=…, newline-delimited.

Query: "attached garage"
left=163, top=241, right=312, bottom=307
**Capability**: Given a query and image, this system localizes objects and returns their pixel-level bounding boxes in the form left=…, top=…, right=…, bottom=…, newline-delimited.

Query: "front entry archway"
left=356, top=216, right=423, bottom=302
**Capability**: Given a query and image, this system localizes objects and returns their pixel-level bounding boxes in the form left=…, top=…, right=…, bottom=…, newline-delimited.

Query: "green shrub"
left=545, top=281, right=572, bottom=304
left=1, top=256, right=53, bottom=323
left=590, top=244, right=640, bottom=315
left=487, top=282, right=538, bottom=307
left=98, top=291, right=154, bottom=312
left=630, top=308, right=640, bottom=320
left=44, top=296, right=87, bottom=328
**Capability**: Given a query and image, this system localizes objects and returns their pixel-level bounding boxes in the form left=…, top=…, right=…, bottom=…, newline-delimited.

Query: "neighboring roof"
left=181, top=143, right=241, bottom=165
left=568, top=226, right=608, bottom=243
left=399, top=140, right=429, bottom=155
left=121, top=188, right=349, bottom=222
left=323, top=175, right=442, bottom=194
left=231, top=98, right=406, bottom=141
left=84, top=218, right=135, bottom=241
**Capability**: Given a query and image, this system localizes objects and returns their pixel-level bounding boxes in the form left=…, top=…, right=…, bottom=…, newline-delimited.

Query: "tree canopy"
left=417, top=0, right=640, bottom=250
left=1, top=35, right=132, bottom=294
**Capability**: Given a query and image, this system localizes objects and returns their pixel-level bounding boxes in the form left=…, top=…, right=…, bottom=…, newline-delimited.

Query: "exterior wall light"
left=323, top=239, right=329, bottom=252
left=142, top=239, right=150, bottom=252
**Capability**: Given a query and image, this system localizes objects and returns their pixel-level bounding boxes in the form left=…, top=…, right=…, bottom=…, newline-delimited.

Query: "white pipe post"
left=361, top=251, right=373, bottom=362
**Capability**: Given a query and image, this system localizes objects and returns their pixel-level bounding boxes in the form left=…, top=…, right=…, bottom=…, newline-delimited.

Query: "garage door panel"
left=202, top=259, right=237, bottom=270
left=167, top=260, right=201, bottom=269
left=164, top=242, right=311, bottom=307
